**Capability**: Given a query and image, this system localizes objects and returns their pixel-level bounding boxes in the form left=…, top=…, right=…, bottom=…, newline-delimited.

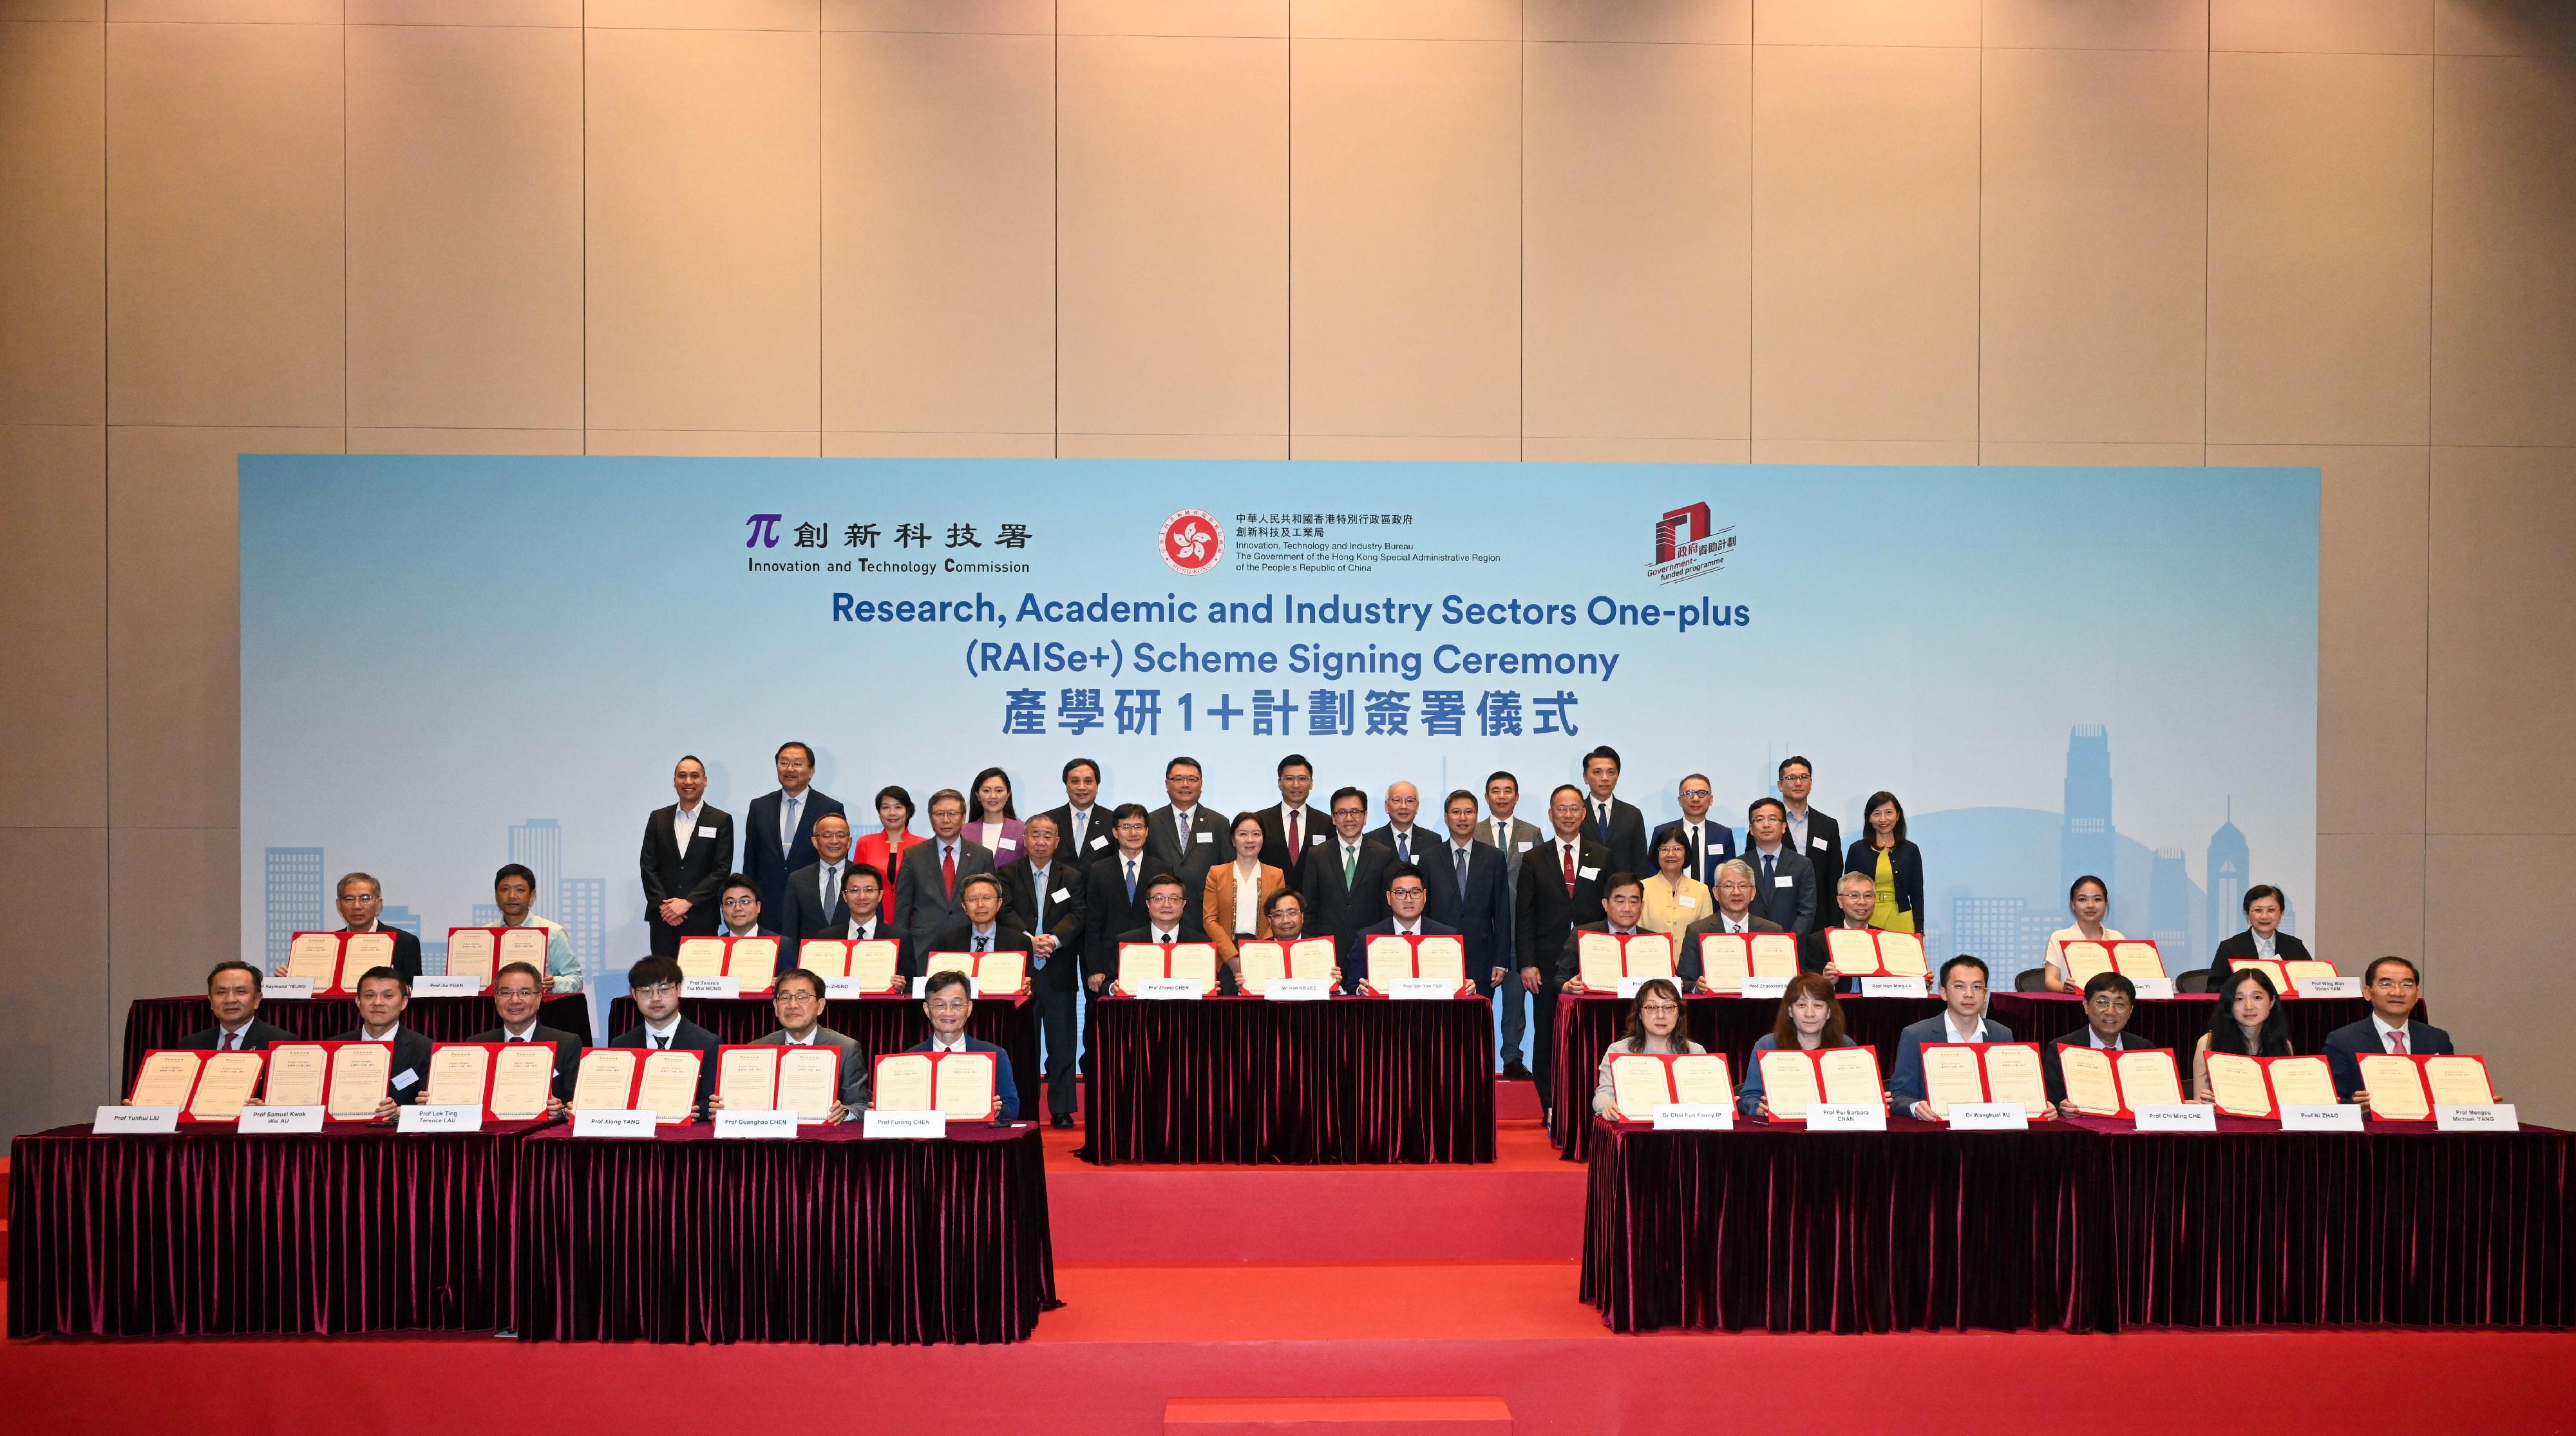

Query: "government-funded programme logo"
left=1647, top=500, right=1737, bottom=583
left=1160, top=509, right=1224, bottom=575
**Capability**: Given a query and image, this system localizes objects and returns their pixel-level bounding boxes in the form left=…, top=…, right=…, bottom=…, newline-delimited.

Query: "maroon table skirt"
left=8, top=1120, right=541, bottom=1337
left=603, top=994, right=1037, bottom=1106
left=122, top=994, right=593, bottom=1087
left=1080, top=996, right=1495, bottom=1166
left=513, top=1121, right=1055, bottom=1344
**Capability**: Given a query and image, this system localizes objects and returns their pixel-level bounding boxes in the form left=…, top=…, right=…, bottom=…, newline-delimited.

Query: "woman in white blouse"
left=2040, top=874, right=2123, bottom=992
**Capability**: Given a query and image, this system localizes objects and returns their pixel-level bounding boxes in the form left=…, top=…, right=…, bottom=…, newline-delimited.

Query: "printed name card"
left=284, top=931, right=404, bottom=994
left=570, top=1046, right=701, bottom=1125
left=1262, top=978, right=1331, bottom=1001
left=2278, top=959, right=2355, bottom=996
left=1363, top=933, right=1471, bottom=995
left=2202, top=1052, right=2341, bottom=1121
left=1739, top=976, right=1791, bottom=1000
left=444, top=926, right=549, bottom=990
left=395, top=1104, right=483, bottom=1133
left=676, top=934, right=782, bottom=995
left=239, top=1104, right=325, bottom=1133
left=1607, top=1052, right=1734, bottom=1121
left=1947, top=1102, right=2028, bottom=1131
left=572, top=1109, right=655, bottom=1138
left=1237, top=938, right=1338, bottom=995
left=412, top=976, right=482, bottom=997
left=1117, top=941, right=1219, bottom=996
left=2353, top=1052, right=2496, bottom=1122
left=1822, top=927, right=1929, bottom=979
left=263, top=978, right=317, bottom=999
left=871, top=1052, right=998, bottom=1120
left=1575, top=931, right=1676, bottom=991
left=2134, top=1103, right=2218, bottom=1132
left=921, top=949, right=1030, bottom=996
left=1859, top=976, right=1930, bottom=997
left=1917, top=1043, right=2050, bottom=1120
left=1754, top=1046, right=1885, bottom=1123
left=2054, top=1044, right=2185, bottom=1120
left=714, top=1109, right=799, bottom=1139
left=1695, top=932, right=1802, bottom=995
left=2059, top=938, right=2167, bottom=985
left=261, top=1041, right=393, bottom=1122
left=2281, top=1104, right=2365, bottom=1131
left=423, top=1041, right=559, bottom=1121
left=93, top=1105, right=179, bottom=1134
left=862, top=1109, right=945, bottom=1139
left=1809, top=1104, right=1888, bottom=1131
left=125, top=1048, right=267, bottom=1122
left=2436, top=1103, right=2519, bottom=1132
left=797, top=937, right=905, bottom=993
left=716, top=1044, right=842, bottom=1124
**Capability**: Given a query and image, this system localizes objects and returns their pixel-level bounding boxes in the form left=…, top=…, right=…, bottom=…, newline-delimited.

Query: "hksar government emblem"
left=1159, top=510, right=1224, bottom=575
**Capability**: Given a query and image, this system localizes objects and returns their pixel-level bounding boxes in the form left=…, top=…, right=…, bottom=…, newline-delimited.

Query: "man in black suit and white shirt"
left=713, top=872, right=784, bottom=940
left=2040, top=970, right=2164, bottom=1112
left=779, top=813, right=854, bottom=950
left=469, top=960, right=581, bottom=1109
left=641, top=754, right=735, bottom=958
left=930, top=873, right=1034, bottom=965
left=325, top=871, right=424, bottom=980
left=611, top=955, right=721, bottom=1118
left=1036, top=756, right=1115, bottom=864
left=1743, top=797, right=1819, bottom=934
left=1426, top=789, right=1511, bottom=996
left=1300, top=787, right=1395, bottom=963
left=1650, top=773, right=1737, bottom=887
left=180, top=961, right=294, bottom=1051
left=1482, top=771, right=1544, bottom=1079
left=1251, top=753, right=1331, bottom=889
left=1776, top=756, right=1843, bottom=908
left=1580, top=745, right=1653, bottom=883
left=742, top=741, right=844, bottom=921
left=998, top=814, right=1089, bottom=1125
left=1144, top=756, right=1222, bottom=932
left=328, top=966, right=433, bottom=1118
left=892, top=789, right=995, bottom=949
left=1517, top=784, right=1610, bottom=1114
left=1367, top=780, right=1435, bottom=866
left=820, top=863, right=910, bottom=972
left=2322, top=956, right=2459, bottom=1106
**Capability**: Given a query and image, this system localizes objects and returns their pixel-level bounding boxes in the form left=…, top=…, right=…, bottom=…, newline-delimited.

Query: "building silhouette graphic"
left=559, top=876, right=607, bottom=987
left=2061, top=726, right=2116, bottom=927
left=2206, top=800, right=2249, bottom=947
left=263, top=847, right=326, bottom=969
left=508, top=818, right=564, bottom=915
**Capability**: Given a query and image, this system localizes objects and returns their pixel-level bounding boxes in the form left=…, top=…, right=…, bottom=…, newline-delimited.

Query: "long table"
left=1081, top=995, right=1495, bottom=1165
left=122, top=994, right=593, bottom=1087
left=1584, top=1115, right=2573, bottom=1334
left=603, top=993, right=1039, bottom=1109
left=1548, top=990, right=2401, bottom=1160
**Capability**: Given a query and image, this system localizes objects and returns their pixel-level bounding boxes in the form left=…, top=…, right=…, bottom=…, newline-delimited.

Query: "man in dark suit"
left=1482, top=771, right=1544, bottom=1079
left=1350, top=862, right=1464, bottom=994
left=1580, top=745, right=1652, bottom=882
left=779, top=813, right=854, bottom=949
left=2039, top=970, right=2164, bottom=1110
left=469, top=959, right=581, bottom=1108
left=892, top=789, right=994, bottom=949
left=906, top=970, right=1021, bottom=1122
left=1799, top=871, right=1881, bottom=981
left=1650, top=773, right=1737, bottom=887
left=1115, top=873, right=1231, bottom=994
left=1426, top=789, right=1511, bottom=994
left=2206, top=883, right=2315, bottom=984
left=1251, top=753, right=1331, bottom=888
left=1366, top=780, right=1436, bottom=866
left=1143, top=755, right=1222, bottom=932
left=1036, top=756, right=1115, bottom=865
left=1554, top=873, right=1654, bottom=988
left=930, top=873, right=1034, bottom=963
left=2322, top=956, right=2456, bottom=1105
left=742, top=741, right=844, bottom=920
left=1517, top=784, right=1609, bottom=1114
left=1079, top=804, right=1156, bottom=1072
left=997, top=813, right=1088, bottom=1126
left=610, top=955, right=721, bottom=1118
left=818, top=864, right=911, bottom=974
left=1742, top=797, right=1819, bottom=934
left=1776, top=756, right=1843, bottom=908
left=641, top=754, right=735, bottom=958
left=1678, top=860, right=1785, bottom=987
left=326, top=872, right=424, bottom=980
left=328, top=966, right=435, bottom=1117
left=713, top=873, right=783, bottom=940
left=180, top=961, right=295, bottom=1051
left=1300, top=786, right=1396, bottom=961
left=1891, top=956, right=2014, bottom=1119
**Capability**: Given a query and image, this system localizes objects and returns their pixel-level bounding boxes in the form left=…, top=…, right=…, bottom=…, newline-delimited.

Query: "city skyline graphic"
left=263, top=819, right=609, bottom=982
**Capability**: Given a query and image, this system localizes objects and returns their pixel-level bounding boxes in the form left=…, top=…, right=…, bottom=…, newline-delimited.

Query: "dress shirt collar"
left=502, top=1019, right=540, bottom=1041
left=360, top=1021, right=401, bottom=1042
left=2372, top=1011, right=2409, bottom=1043
left=2088, top=1028, right=2122, bottom=1049
left=643, top=1014, right=681, bottom=1039
left=1152, top=927, right=1180, bottom=943
left=1943, top=1013, right=1987, bottom=1044
left=782, top=1028, right=819, bottom=1046
left=726, top=921, right=761, bottom=938
left=929, top=1032, right=969, bottom=1053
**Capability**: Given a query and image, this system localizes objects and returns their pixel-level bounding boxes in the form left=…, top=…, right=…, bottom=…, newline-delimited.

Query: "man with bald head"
left=780, top=813, right=854, bottom=950
left=641, top=753, right=735, bottom=958
left=1368, top=780, right=1431, bottom=866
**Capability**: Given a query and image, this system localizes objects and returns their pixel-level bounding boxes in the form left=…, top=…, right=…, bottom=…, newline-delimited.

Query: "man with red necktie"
left=891, top=788, right=995, bottom=950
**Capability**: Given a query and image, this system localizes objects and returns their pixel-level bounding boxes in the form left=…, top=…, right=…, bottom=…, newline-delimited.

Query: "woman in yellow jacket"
left=1204, top=810, right=1287, bottom=971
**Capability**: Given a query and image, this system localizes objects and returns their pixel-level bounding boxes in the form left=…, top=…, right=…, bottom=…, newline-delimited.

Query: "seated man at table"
left=2040, top=970, right=2164, bottom=1115
left=707, top=967, right=865, bottom=1122
left=1116, top=872, right=1235, bottom=994
left=1678, top=858, right=1783, bottom=989
left=467, top=960, right=579, bottom=1111
left=822, top=862, right=912, bottom=973
left=1889, top=955, right=2014, bottom=1121
left=610, top=954, right=720, bottom=1120
left=1799, top=871, right=1882, bottom=985
left=1259, top=889, right=1343, bottom=988
left=1349, top=863, right=1463, bottom=993
left=714, top=873, right=781, bottom=939
left=2321, top=955, right=2458, bottom=1107
left=179, top=960, right=294, bottom=1052
left=1554, top=873, right=1652, bottom=992
left=902, top=968, right=1020, bottom=1121
left=327, top=966, right=433, bottom=1118
left=930, top=873, right=1033, bottom=969
left=493, top=862, right=583, bottom=992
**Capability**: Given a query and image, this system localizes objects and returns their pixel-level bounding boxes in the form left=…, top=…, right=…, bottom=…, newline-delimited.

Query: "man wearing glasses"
left=708, top=968, right=864, bottom=1122
left=1651, top=775, right=1737, bottom=886
left=892, top=969, right=1019, bottom=1121
left=714, top=874, right=780, bottom=938
left=2322, top=956, right=2458, bottom=1107
left=609, top=955, right=720, bottom=1119
left=2040, top=970, right=2164, bottom=1114
left=468, top=960, right=579, bottom=1110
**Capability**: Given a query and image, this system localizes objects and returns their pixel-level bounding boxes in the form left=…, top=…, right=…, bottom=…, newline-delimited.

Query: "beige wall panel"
left=0, top=19, right=104, bottom=425
left=2426, top=445, right=2576, bottom=830
left=1980, top=442, right=2204, bottom=466
left=1526, top=0, right=1745, bottom=44
left=1754, top=0, right=1976, bottom=46
left=109, top=0, right=336, bottom=20
left=3, top=3, right=104, bottom=20
left=822, top=30, right=1052, bottom=437
left=2438, top=0, right=2576, bottom=54
left=1525, top=39, right=1749, bottom=444
left=2211, top=443, right=2430, bottom=838
left=1524, top=437, right=1750, bottom=464
left=1982, top=48, right=2204, bottom=444
left=2315, top=829, right=2423, bottom=966
left=823, top=0, right=1049, bottom=32
left=1058, top=34, right=1287, bottom=440
left=1750, top=439, right=1979, bottom=464
left=1751, top=44, right=1978, bottom=444
left=1982, top=0, right=2206, bottom=50
left=348, top=22, right=583, bottom=431
left=586, top=26, right=819, bottom=433
left=1291, top=0, right=1514, bottom=41
left=589, top=0, right=817, bottom=29
left=587, top=430, right=822, bottom=457
left=0, top=424, right=106, bottom=827
left=348, top=0, right=582, bottom=24
left=350, top=428, right=585, bottom=455
left=2212, top=0, right=2432, bottom=53
left=2432, top=55, right=2576, bottom=446
left=0, top=826, right=107, bottom=1141
left=825, top=431, right=1054, bottom=457
left=106, top=21, right=343, bottom=428
left=1058, top=433, right=1289, bottom=459
left=106, top=426, right=340, bottom=829
left=2427, top=833, right=2571, bottom=1126
left=1292, top=435, right=1520, bottom=461
left=105, top=825, right=235, bottom=1062
left=1061, top=0, right=1284, bottom=36
left=1290, top=38, right=1519, bottom=441
left=2207, top=52, right=2432, bottom=446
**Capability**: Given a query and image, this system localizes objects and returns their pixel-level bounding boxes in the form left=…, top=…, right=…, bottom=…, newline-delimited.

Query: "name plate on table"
left=862, top=1109, right=945, bottom=1140
left=93, top=1105, right=178, bottom=1134
left=1264, top=978, right=1330, bottom=1002
left=1809, top=1104, right=1886, bottom=1131
left=265, top=978, right=317, bottom=999
left=573, top=1110, right=656, bottom=1138
left=2437, top=1104, right=2519, bottom=1132
left=1386, top=978, right=1457, bottom=1001
left=1615, top=976, right=1652, bottom=998
left=823, top=977, right=882, bottom=999
left=396, top=1103, right=484, bottom=1133
left=2128, top=978, right=2176, bottom=1001
left=714, top=1109, right=799, bottom=1140
left=1739, top=976, right=1790, bottom=1000
left=2133, top=1104, right=2217, bottom=1132
left=682, top=975, right=739, bottom=999
left=2295, top=976, right=2362, bottom=999
left=240, top=1104, right=325, bottom=1133
left=1651, top=1103, right=1734, bottom=1131
left=1134, top=978, right=1202, bottom=1000
left=2282, top=1104, right=2365, bottom=1131
left=1859, top=976, right=1928, bottom=997
left=1948, top=1102, right=2029, bottom=1131
left=412, top=976, right=482, bottom=997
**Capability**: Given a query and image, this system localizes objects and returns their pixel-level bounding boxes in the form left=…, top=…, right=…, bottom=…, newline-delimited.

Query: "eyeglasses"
left=1678, top=789, right=1711, bottom=800
left=633, top=982, right=677, bottom=997
left=925, top=997, right=971, bottom=1013
left=1637, top=1003, right=1680, bottom=1016
left=720, top=896, right=759, bottom=908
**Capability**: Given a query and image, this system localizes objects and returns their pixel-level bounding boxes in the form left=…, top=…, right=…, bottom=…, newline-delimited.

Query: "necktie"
left=1562, top=842, right=1577, bottom=897
left=974, top=932, right=989, bottom=954
left=1595, top=802, right=1609, bottom=841
left=1493, top=820, right=1506, bottom=849
left=1396, top=829, right=1410, bottom=862
left=942, top=845, right=956, bottom=898
left=783, top=794, right=800, bottom=849
left=823, top=863, right=838, bottom=909
left=1124, top=859, right=1138, bottom=903
left=1343, top=844, right=1358, bottom=887
left=1454, top=846, right=1470, bottom=900
left=2389, top=1028, right=2408, bottom=1054
left=225, top=1030, right=240, bottom=1052
left=1177, top=810, right=1191, bottom=850
left=1160, top=932, right=1173, bottom=947
left=1762, top=851, right=1776, bottom=887
left=1032, top=870, right=1047, bottom=927
left=1287, top=808, right=1301, bottom=856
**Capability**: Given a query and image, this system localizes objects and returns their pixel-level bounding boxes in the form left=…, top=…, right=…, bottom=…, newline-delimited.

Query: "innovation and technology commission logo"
left=1160, top=509, right=1224, bottom=575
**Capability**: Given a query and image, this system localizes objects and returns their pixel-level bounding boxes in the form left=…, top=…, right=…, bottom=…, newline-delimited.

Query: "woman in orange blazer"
left=1204, top=810, right=1287, bottom=968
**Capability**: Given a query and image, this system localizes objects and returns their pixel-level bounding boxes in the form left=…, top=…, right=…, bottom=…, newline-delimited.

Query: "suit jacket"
left=1364, top=822, right=1439, bottom=869
left=1743, top=846, right=1819, bottom=933
left=1113, top=923, right=1232, bottom=995
left=1799, top=922, right=1873, bottom=981
left=1787, top=806, right=1844, bottom=903
left=800, top=914, right=910, bottom=979
left=178, top=1017, right=296, bottom=1051
left=752, top=1025, right=870, bottom=1110
left=1554, top=921, right=1664, bottom=990
left=1351, top=918, right=1463, bottom=993
left=1889, top=1012, right=2016, bottom=1109
left=1202, top=862, right=1288, bottom=964
left=327, top=1025, right=435, bottom=1107
left=2208, top=929, right=2315, bottom=983
left=1675, top=910, right=1785, bottom=984
left=1480, top=815, right=1544, bottom=953
left=1251, top=802, right=1334, bottom=887
left=996, top=855, right=1090, bottom=991
left=1842, top=838, right=1926, bottom=931
left=743, top=788, right=846, bottom=919
left=928, top=920, right=1035, bottom=968
left=1517, top=836, right=1610, bottom=987
left=639, top=802, right=735, bottom=931
left=468, top=1023, right=583, bottom=1101
left=1299, top=836, right=1397, bottom=951
left=1651, top=817, right=1739, bottom=887
left=337, top=925, right=424, bottom=981
left=905, top=1035, right=1019, bottom=1122
left=890, top=837, right=996, bottom=946
left=1037, top=803, right=1118, bottom=866
left=1084, top=849, right=1157, bottom=989
left=1421, top=838, right=1511, bottom=988
left=611, top=1016, right=723, bottom=1111
left=779, top=859, right=854, bottom=949
left=2321, top=1016, right=2455, bottom=1102
left=1584, top=795, right=1653, bottom=881
left=2038, top=1026, right=2164, bottom=1104
left=1143, top=805, right=1226, bottom=929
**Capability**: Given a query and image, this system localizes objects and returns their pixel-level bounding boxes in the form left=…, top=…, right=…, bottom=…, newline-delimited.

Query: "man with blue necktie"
left=1425, top=789, right=1511, bottom=996
left=1651, top=773, right=1738, bottom=885
left=743, top=742, right=844, bottom=920
left=1743, top=797, right=1819, bottom=934
left=1368, top=780, right=1431, bottom=865
left=1580, top=746, right=1651, bottom=880
left=931, top=873, right=1032, bottom=967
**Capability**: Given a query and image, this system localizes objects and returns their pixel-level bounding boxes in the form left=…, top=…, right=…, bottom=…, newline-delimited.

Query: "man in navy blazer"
left=180, top=961, right=296, bottom=1051
left=1349, top=863, right=1463, bottom=993
left=1579, top=746, right=1652, bottom=882
left=2322, top=956, right=2454, bottom=1103
left=1650, top=773, right=1738, bottom=885
left=778, top=814, right=855, bottom=950
left=1425, top=790, right=1511, bottom=992
left=328, top=966, right=435, bottom=1116
left=907, top=969, right=1020, bottom=1121
left=1890, top=956, right=2014, bottom=1119
left=1300, top=787, right=1396, bottom=957
left=742, top=741, right=845, bottom=920
left=611, top=956, right=723, bottom=1117
left=1742, top=798, right=1819, bottom=934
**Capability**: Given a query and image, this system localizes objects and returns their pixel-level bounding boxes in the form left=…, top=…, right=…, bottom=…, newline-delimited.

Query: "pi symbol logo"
left=1160, top=510, right=1224, bottom=575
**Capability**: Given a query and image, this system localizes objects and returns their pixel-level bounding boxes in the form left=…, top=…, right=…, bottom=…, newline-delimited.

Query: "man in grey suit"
left=1676, top=859, right=1785, bottom=988
left=1143, top=755, right=1223, bottom=932
left=779, top=814, right=853, bottom=949
left=1890, top=956, right=2014, bottom=1119
left=1482, top=771, right=1543, bottom=1079
left=1741, top=797, right=1819, bottom=934
left=891, top=788, right=994, bottom=947
left=708, top=968, right=867, bottom=1121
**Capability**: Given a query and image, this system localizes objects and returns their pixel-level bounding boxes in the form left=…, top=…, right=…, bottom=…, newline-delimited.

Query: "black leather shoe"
left=1050, top=1111, right=1074, bottom=1129
left=1502, top=1061, right=1533, bottom=1082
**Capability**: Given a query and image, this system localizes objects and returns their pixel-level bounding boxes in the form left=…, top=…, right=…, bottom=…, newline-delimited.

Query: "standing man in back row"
left=1483, top=771, right=1542, bottom=1081
left=1775, top=755, right=1842, bottom=914
left=1253, top=753, right=1331, bottom=889
left=641, top=754, right=734, bottom=958
left=743, top=741, right=844, bottom=921
left=1580, top=746, right=1651, bottom=882
left=893, top=789, right=994, bottom=949
left=1144, top=756, right=1222, bottom=932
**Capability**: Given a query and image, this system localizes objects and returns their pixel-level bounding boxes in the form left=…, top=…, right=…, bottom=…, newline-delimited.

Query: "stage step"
left=1167, top=1397, right=1513, bottom=1435
left=1495, top=1080, right=1540, bottom=1122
